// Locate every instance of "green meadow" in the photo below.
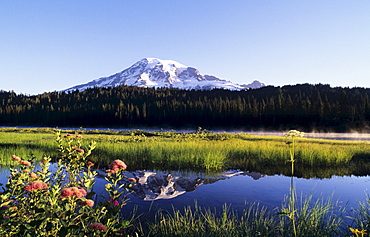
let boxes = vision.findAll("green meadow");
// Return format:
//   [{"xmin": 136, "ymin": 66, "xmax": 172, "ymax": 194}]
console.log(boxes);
[{"xmin": 0, "ymin": 127, "xmax": 369, "ymax": 177}]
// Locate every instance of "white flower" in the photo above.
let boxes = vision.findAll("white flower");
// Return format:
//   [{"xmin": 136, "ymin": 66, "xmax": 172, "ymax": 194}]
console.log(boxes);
[{"xmin": 284, "ymin": 130, "xmax": 305, "ymax": 138}]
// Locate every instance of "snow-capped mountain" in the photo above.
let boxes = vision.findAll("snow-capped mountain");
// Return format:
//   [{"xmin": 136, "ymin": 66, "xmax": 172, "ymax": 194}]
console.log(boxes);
[
  {"xmin": 129, "ymin": 170, "xmax": 264, "ymax": 201},
  {"xmin": 64, "ymin": 58, "xmax": 265, "ymax": 92},
  {"xmin": 127, "ymin": 170, "xmax": 264, "ymax": 201}
]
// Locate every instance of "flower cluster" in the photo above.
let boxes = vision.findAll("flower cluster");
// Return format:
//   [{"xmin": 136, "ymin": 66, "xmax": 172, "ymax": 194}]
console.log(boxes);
[
  {"xmin": 86, "ymin": 161, "xmax": 94, "ymax": 167},
  {"xmin": 11, "ymin": 155, "xmax": 21, "ymax": 162},
  {"xmin": 64, "ymin": 134, "xmax": 83, "ymax": 139},
  {"xmin": 24, "ymin": 181, "xmax": 48, "ymax": 191},
  {"xmin": 106, "ymin": 159, "xmax": 127, "ymax": 173},
  {"xmin": 284, "ymin": 130, "xmax": 305, "ymax": 138},
  {"xmin": 108, "ymin": 199, "xmax": 119, "ymax": 206},
  {"xmin": 0, "ymin": 205, "xmax": 10, "ymax": 210},
  {"xmin": 20, "ymin": 160, "xmax": 31, "ymax": 166},
  {"xmin": 12, "ymin": 155, "xmax": 32, "ymax": 166},
  {"xmin": 77, "ymin": 199, "xmax": 94, "ymax": 207},
  {"xmin": 61, "ymin": 187, "xmax": 87, "ymax": 198},
  {"xmin": 29, "ymin": 172, "xmax": 39, "ymax": 179},
  {"xmin": 88, "ymin": 223, "xmax": 107, "ymax": 231}
]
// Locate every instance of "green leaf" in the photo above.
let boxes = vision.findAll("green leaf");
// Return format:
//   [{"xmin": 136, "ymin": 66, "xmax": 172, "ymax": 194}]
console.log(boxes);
[
  {"xmin": 46, "ymin": 222, "xmax": 53, "ymax": 231},
  {"xmin": 86, "ymin": 191, "xmax": 96, "ymax": 199},
  {"xmin": 60, "ymin": 219, "xmax": 68, "ymax": 227},
  {"xmin": 65, "ymin": 203, "xmax": 70, "ymax": 211},
  {"xmin": 35, "ymin": 207, "xmax": 45, "ymax": 213},
  {"xmin": 29, "ymin": 219, "xmax": 43, "ymax": 227},
  {"xmin": 58, "ymin": 227, "xmax": 68, "ymax": 236},
  {"xmin": 65, "ymin": 224, "xmax": 80, "ymax": 230}
]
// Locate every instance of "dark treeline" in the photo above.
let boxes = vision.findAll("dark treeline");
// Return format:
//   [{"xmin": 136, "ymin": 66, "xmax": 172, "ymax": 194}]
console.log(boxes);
[{"xmin": 1, "ymin": 84, "xmax": 370, "ymax": 132}]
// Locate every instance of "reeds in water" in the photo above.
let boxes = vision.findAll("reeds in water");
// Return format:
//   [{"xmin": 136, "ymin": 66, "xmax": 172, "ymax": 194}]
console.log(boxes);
[{"xmin": 146, "ymin": 195, "xmax": 347, "ymax": 237}]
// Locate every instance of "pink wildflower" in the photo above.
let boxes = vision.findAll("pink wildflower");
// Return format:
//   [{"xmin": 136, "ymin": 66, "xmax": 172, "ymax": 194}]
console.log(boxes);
[
  {"xmin": 0, "ymin": 205, "xmax": 9, "ymax": 210},
  {"xmin": 61, "ymin": 187, "xmax": 87, "ymax": 198},
  {"xmin": 108, "ymin": 199, "xmax": 119, "ymax": 206},
  {"xmin": 72, "ymin": 145, "xmax": 78, "ymax": 149},
  {"xmin": 20, "ymin": 160, "xmax": 31, "ymax": 166},
  {"xmin": 78, "ymin": 199, "xmax": 94, "ymax": 207},
  {"xmin": 86, "ymin": 161, "xmax": 94, "ymax": 167},
  {"xmin": 128, "ymin": 178, "xmax": 137, "ymax": 183},
  {"xmin": 105, "ymin": 169, "xmax": 115, "ymax": 174},
  {"xmin": 64, "ymin": 134, "xmax": 73, "ymax": 137},
  {"xmin": 11, "ymin": 155, "xmax": 21, "ymax": 162},
  {"xmin": 76, "ymin": 134, "xmax": 82, "ymax": 138},
  {"xmin": 24, "ymin": 181, "xmax": 48, "ymax": 191},
  {"xmin": 29, "ymin": 172, "xmax": 39, "ymax": 179},
  {"xmin": 76, "ymin": 149, "xmax": 84, "ymax": 153},
  {"xmin": 108, "ymin": 160, "xmax": 127, "ymax": 173},
  {"xmin": 88, "ymin": 223, "xmax": 107, "ymax": 231},
  {"xmin": 60, "ymin": 188, "xmax": 73, "ymax": 198}
]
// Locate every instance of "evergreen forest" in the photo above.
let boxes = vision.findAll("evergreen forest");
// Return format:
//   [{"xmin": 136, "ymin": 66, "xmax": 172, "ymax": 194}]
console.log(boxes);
[{"xmin": 1, "ymin": 84, "xmax": 369, "ymax": 132}]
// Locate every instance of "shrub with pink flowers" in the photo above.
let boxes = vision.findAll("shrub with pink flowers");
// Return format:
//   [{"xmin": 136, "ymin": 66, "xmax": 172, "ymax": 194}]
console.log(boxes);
[
  {"xmin": 108, "ymin": 159, "xmax": 128, "ymax": 172},
  {"xmin": 78, "ymin": 199, "xmax": 95, "ymax": 207},
  {"xmin": 60, "ymin": 186, "xmax": 88, "ymax": 198},
  {"xmin": 88, "ymin": 222, "xmax": 107, "ymax": 231},
  {"xmin": 24, "ymin": 181, "xmax": 48, "ymax": 191},
  {"xmin": 0, "ymin": 130, "xmax": 136, "ymax": 236}
]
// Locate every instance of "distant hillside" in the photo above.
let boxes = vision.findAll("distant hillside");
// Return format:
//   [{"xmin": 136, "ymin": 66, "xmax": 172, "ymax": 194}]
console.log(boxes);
[{"xmin": 1, "ymin": 84, "xmax": 370, "ymax": 132}]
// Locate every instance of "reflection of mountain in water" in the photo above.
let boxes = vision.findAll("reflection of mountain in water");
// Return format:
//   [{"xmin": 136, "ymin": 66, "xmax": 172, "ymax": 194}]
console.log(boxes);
[{"xmin": 129, "ymin": 170, "xmax": 264, "ymax": 201}]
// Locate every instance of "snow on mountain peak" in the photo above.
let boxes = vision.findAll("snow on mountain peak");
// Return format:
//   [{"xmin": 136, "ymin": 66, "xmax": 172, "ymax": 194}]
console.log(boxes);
[
  {"xmin": 63, "ymin": 58, "xmax": 265, "ymax": 92},
  {"xmin": 144, "ymin": 57, "xmax": 187, "ymax": 69}
]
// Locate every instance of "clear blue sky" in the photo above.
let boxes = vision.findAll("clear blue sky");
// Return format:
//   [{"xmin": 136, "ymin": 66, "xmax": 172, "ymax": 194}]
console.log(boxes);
[{"xmin": 1, "ymin": 1, "xmax": 370, "ymax": 95}]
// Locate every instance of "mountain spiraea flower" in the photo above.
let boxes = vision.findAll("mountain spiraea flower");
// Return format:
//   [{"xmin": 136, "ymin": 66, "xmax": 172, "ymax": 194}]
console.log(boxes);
[
  {"xmin": 24, "ymin": 181, "xmax": 48, "ymax": 191},
  {"xmin": 88, "ymin": 223, "xmax": 107, "ymax": 232},
  {"xmin": 108, "ymin": 159, "xmax": 127, "ymax": 173},
  {"xmin": 60, "ymin": 187, "xmax": 87, "ymax": 198},
  {"xmin": 77, "ymin": 199, "xmax": 94, "ymax": 207}
]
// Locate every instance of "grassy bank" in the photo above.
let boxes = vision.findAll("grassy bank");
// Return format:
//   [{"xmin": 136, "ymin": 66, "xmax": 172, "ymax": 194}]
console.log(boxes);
[{"xmin": 0, "ymin": 128, "xmax": 369, "ymax": 174}]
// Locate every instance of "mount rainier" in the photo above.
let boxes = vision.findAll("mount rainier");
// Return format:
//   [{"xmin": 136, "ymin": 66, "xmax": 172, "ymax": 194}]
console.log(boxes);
[{"xmin": 64, "ymin": 58, "xmax": 265, "ymax": 92}]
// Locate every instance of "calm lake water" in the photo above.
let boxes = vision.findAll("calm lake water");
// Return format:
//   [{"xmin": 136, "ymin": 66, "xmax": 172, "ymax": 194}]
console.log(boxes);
[
  {"xmin": 1, "ymin": 166, "xmax": 369, "ymax": 221},
  {"xmin": 102, "ymin": 170, "xmax": 370, "ymax": 220}
]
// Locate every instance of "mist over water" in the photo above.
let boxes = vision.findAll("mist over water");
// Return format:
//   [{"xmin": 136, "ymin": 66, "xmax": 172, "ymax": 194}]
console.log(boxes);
[{"xmin": 245, "ymin": 131, "xmax": 370, "ymax": 141}]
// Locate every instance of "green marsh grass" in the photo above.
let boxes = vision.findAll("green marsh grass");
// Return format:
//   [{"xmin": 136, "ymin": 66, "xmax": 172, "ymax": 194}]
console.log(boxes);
[
  {"xmin": 146, "ymin": 195, "xmax": 347, "ymax": 237},
  {"xmin": 0, "ymin": 131, "xmax": 57, "ymax": 165},
  {"xmin": 0, "ymin": 128, "xmax": 369, "ymax": 172},
  {"xmin": 147, "ymin": 203, "xmax": 277, "ymax": 237}
]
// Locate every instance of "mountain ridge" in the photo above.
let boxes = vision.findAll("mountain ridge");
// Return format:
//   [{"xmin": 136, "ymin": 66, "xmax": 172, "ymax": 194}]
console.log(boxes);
[{"xmin": 64, "ymin": 58, "xmax": 265, "ymax": 92}]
